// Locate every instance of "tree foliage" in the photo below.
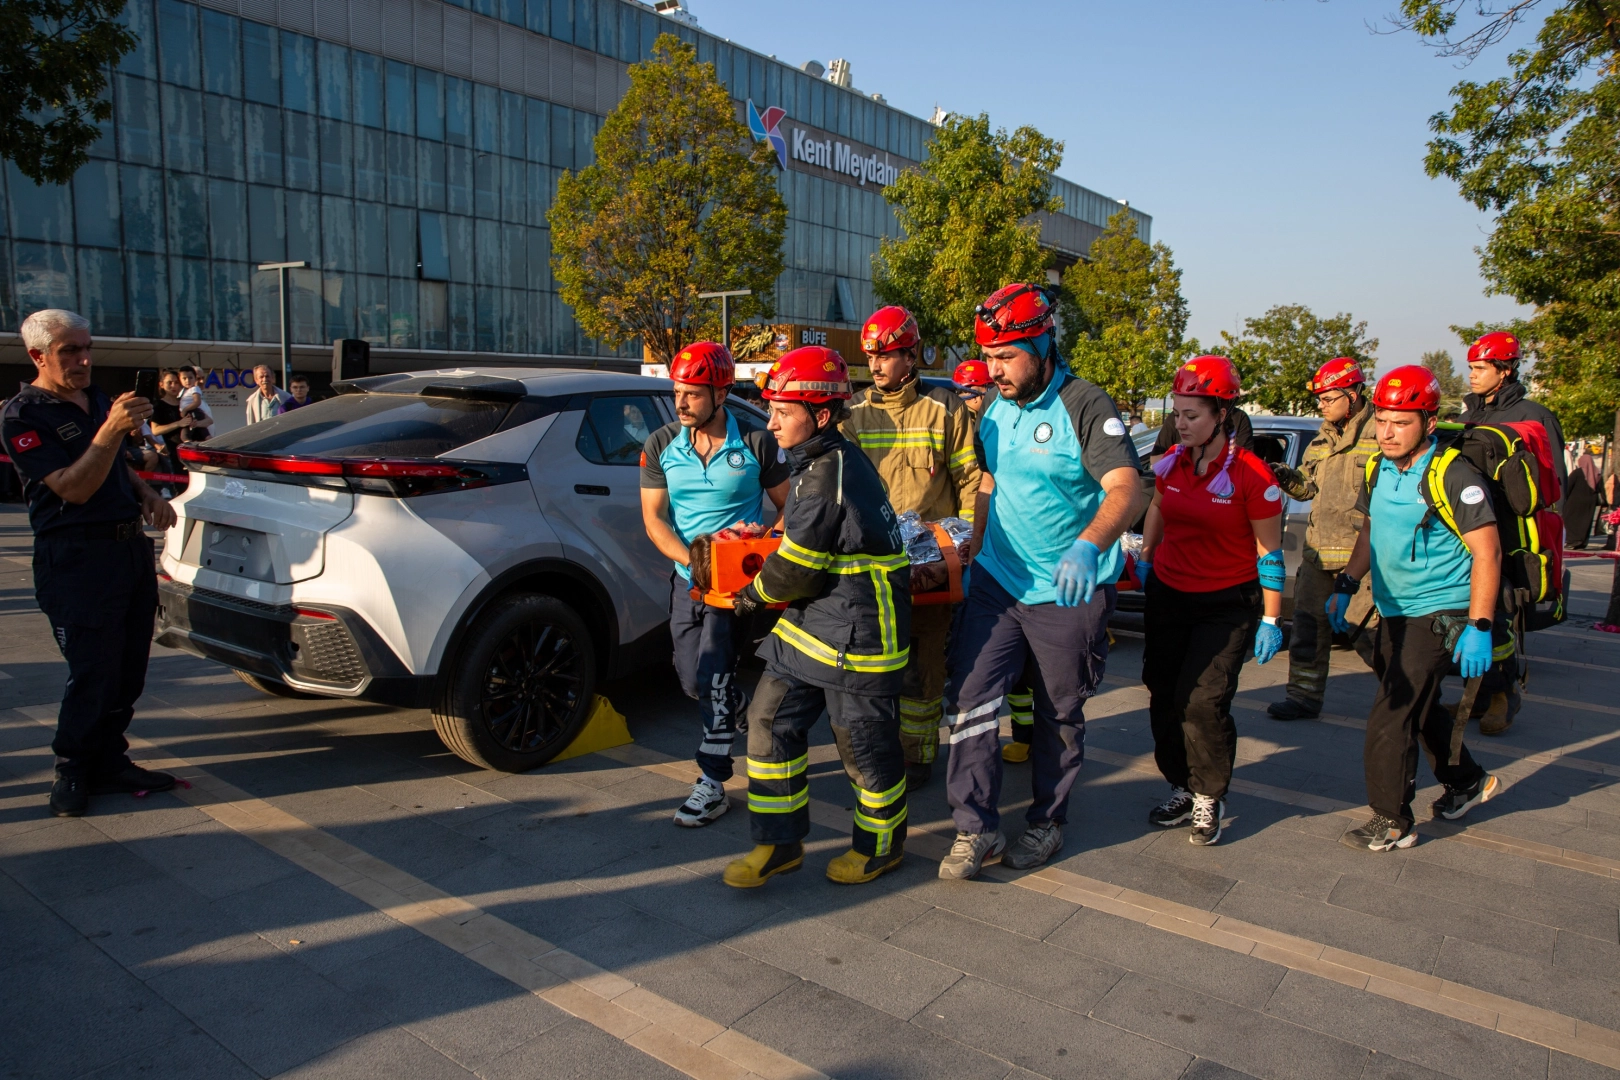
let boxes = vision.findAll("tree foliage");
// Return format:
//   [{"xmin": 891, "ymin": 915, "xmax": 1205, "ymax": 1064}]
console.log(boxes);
[
  {"xmin": 1058, "ymin": 210, "xmax": 1193, "ymax": 416},
  {"xmin": 0, "ymin": 0, "xmax": 135, "ymax": 186},
  {"xmin": 872, "ymin": 114, "xmax": 1062, "ymax": 354},
  {"xmin": 548, "ymin": 34, "xmax": 786, "ymax": 364},
  {"xmin": 1401, "ymin": 0, "xmax": 1620, "ymax": 437},
  {"xmin": 1219, "ymin": 305, "xmax": 1378, "ymax": 415},
  {"xmin": 1421, "ymin": 347, "xmax": 1469, "ymax": 417}
]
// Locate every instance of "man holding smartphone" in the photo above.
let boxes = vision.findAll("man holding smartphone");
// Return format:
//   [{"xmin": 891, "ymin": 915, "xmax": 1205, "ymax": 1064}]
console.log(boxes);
[{"xmin": 1, "ymin": 310, "xmax": 178, "ymax": 817}]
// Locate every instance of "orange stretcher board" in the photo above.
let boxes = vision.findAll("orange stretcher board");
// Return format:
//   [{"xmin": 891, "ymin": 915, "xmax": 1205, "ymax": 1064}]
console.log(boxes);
[{"xmin": 691, "ymin": 524, "xmax": 964, "ymax": 609}]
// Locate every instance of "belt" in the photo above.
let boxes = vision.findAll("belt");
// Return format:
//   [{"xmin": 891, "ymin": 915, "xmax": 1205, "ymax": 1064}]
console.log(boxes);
[{"xmin": 47, "ymin": 519, "xmax": 145, "ymax": 542}]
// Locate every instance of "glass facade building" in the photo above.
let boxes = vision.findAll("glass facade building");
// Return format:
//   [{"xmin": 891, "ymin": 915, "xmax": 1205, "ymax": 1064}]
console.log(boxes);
[{"xmin": 0, "ymin": 0, "xmax": 1149, "ymax": 373}]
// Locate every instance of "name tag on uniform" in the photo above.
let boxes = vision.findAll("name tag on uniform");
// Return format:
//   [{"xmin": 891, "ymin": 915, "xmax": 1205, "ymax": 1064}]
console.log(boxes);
[{"xmin": 56, "ymin": 422, "xmax": 82, "ymax": 440}]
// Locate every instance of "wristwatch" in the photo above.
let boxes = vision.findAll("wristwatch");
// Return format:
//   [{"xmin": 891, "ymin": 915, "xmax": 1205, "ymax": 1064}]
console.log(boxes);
[
  {"xmin": 1333, "ymin": 572, "xmax": 1361, "ymax": 595},
  {"xmin": 1473, "ymin": 617, "xmax": 1493, "ymax": 632},
  {"xmin": 1261, "ymin": 616, "xmax": 1280, "ymax": 626}
]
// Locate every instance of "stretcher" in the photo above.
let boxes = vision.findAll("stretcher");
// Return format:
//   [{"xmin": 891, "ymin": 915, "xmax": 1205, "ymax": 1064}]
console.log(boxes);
[{"xmin": 692, "ymin": 523, "xmax": 964, "ymax": 609}]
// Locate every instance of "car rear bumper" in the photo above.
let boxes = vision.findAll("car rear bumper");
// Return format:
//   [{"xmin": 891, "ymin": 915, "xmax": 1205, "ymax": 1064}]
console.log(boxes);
[{"xmin": 154, "ymin": 578, "xmax": 425, "ymax": 701}]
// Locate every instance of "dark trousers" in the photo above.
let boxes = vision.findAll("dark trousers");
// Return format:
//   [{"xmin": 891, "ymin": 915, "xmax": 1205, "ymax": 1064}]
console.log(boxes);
[
  {"xmin": 744, "ymin": 671, "xmax": 907, "ymax": 857},
  {"xmin": 1364, "ymin": 613, "xmax": 1488, "ymax": 830},
  {"xmin": 944, "ymin": 569, "xmax": 1111, "ymax": 835},
  {"xmin": 669, "ymin": 576, "xmax": 746, "ymax": 783},
  {"xmin": 34, "ymin": 533, "xmax": 158, "ymax": 777},
  {"xmin": 1143, "ymin": 576, "xmax": 1261, "ymax": 801},
  {"xmin": 1287, "ymin": 561, "xmax": 1377, "ymax": 706}
]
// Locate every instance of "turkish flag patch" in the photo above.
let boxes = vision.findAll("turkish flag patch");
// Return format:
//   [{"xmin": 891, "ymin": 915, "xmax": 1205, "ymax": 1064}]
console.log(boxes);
[
  {"xmin": 10, "ymin": 431, "xmax": 41, "ymax": 453},
  {"xmin": 639, "ymin": 451, "xmax": 647, "ymax": 468}
]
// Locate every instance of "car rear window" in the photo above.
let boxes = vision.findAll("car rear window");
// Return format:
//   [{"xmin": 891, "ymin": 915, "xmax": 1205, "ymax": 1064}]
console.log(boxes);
[{"xmin": 204, "ymin": 394, "xmax": 514, "ymax": 458}]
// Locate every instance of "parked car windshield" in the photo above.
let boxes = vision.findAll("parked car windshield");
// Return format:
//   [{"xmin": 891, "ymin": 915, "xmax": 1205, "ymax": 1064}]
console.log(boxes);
[{"xmin": 203, "ymin": 394, "xmax": 515, "ymax": 459}]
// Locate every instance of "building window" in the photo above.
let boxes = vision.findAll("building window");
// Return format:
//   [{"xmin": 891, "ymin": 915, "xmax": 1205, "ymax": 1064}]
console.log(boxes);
[
  {"xmin": 79, "ymin": 248, "xmax": 129, "ymax": 335},
  {"xmin": 318, "ymin": 41, "xmax": 351, "ymax": 121},
  {"xmin": 354, "ymin": 54, "xmax": 385, "ymax": 128},
  {"xmin": 202, "ymin": 9, "xmax": 241, "ymax": 97},
  {"xmin": 281, "ymin": 33, "xmax": 316, "ymax": 114},
  {"xmin": 157, "ymin": 0, "xmax": 200, "ymax": 89},
  {"xmin": 385, "ymin": 61, "xmax": 414, "ymax": 135}
]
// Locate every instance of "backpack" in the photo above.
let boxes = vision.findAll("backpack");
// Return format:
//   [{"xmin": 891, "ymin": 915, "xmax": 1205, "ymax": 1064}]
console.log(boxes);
[{"xmin": 1363, "ymin": 422, "xmax": 1567, "ymax": 634}]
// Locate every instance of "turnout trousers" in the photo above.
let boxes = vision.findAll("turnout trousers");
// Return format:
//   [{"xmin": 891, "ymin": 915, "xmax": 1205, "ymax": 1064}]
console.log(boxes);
[
  {"xmin": 744, "ymin": 670, "xmax": 908, "ymax": 858},
  {"xmin": 944, "ymin": 570, "xmax": 1111, "ymax": 835},
  {"xmin": 34, "ymin": 532, "xmax": 158, "ymax": 778},
  {"xmin": 1364, "ymin": 613, "xmax": 1488, "ymax": 831},
  {"xmin": 669, "ymin": 576, "xmax": 746, "ymax": 784},
  {"xmin": 1143, "ymin": 576, "xmax": 1261, "ymax": 801},
  {"xmin": 899, "ymin": 604, "xmax": 951, "ymax": 766},
  {"xmin": 1286, "ymin": 561, "xmax": 1377, "ymax": 707}
]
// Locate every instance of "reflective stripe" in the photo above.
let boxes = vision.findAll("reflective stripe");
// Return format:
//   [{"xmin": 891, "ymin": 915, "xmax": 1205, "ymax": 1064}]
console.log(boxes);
[
  {"xmin": 853, "ymin": 431, "xmax": 943, "ymax": 451},
  {"xmin": 949, "ymin": 718, "xmax": 1000, "ymax": 744},
  {"xmin": 749, "ymin": 789, "xmax": 809, "ymax": 814},
  {"xmin": 752, "ymin": 575, "xmax": 782, "ymax": 604},
  {"xmin": 698, "ymin": 741, "xmax": 734, "ymax": 755},
  {"xmin": 747, "ymin": 755, "xmax": 808, "ymax": 780},
  {"xmin": 854, "ymin": 805, "xmax": 907, "ymax": 856},
  {"xmin": 871, "ymin": 567, "xmax": 900, "ymax": 658},
  {"xmin": 770, "ymin": 619, "xmax": 910, "ymax": 673},
  {"xmin": 778, "ymin": 535, "xmax": 832, "ymax": 570},
  {"xmin": 827, "ymin": 553, "xmax": 910, "ymax": 574},
  {"xmin": 855, "ymin": 776, "xmax": 906, "ymax": 809},
  {"xmin": 948, "ymin": 697, "xmax": 1004, "ymax": 728},
  {"xmin": 948, "ymin": 445, "xmax": 976, "ymax": 469}
]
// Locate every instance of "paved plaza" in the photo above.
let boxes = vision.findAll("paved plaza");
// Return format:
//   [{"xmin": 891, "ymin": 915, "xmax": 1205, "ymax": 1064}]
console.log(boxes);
[{"xmin": 3, "ymin": 501, "xmax": 1619, "ymax": 1080}]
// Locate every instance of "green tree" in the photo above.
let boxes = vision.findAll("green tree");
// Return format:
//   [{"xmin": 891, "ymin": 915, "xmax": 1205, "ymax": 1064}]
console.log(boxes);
[
  {"xmin": 1421, "ymin": 347, "xmax": 1468, "ymax": 417},
  {"xmin": 548, "ymin": 34, "xmax": 786, "ymax": 365},
  {"xmin": 1219, "ymin": 305, "xmax": 1378, "ymax": 415},
  {"xmin": 0, "ymin": 0, "xmax": 135, "ymax": 185},
  {"xmin": 1399, "ymin": 0, "xmax": 1620, "ymax": 437},
  {"xmin": 872, "ymin": 113, "xmax": 1062, "ymax": 355},
  {"xmin": 1059, "ymin": 209, "xmax": 1193, "ymax": 416}
]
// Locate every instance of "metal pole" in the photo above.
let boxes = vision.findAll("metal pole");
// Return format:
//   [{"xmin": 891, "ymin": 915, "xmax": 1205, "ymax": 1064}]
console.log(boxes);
[
  {"xmin": 697, "ymin": 288, "xmax": 751, "ymax": 356},
  {"xmin": 278, "ymin": 266, "xmax": 291, "ymax": 389}
]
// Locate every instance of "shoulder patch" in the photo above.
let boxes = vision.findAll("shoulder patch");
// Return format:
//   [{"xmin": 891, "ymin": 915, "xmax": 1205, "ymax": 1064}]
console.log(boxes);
[
  {"xmin": 1264, "ymin": 484, "xmax": 1282, "ymax": 502},
  {"xmin": 9, "ymin": 430, "xmax": 41, "ymax": 453},
  {"xmin": 1102, "ymin": 417, "xmax": 1126, "ymax": 437},
  {"xmin": 1460, "ymin": 485, "xmax": 1486, "ymax": 505}
]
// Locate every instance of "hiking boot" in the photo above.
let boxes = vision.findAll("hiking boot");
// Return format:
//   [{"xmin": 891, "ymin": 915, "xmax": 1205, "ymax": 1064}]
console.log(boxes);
[
  {"xmin": 825, "ymin": 847, "xmax": 905, "ymax": 884},
  {"xmin": 1148, "ymin": 786, "xmax": 1194, "ymax": 827},
  {"xmin": 905, "ymin": 760, "xmax": 933, "ymax": 789},
  {"xmin": 1188, "ymin": 794, "xmax": 1225, "ymax": 846},
  {"xmin": 937, "ymin": 830, "xmax": 1006, "ymax": 880},
  {"xmin": 1477, "ymin": 691, "xmax": 1520, "ymax": 736},
  {"xmin": 1003, "ymin": 822, "xmax": 1063, "ymax": 870},
  {"xmin": 722, "ymin": 843, "xmax": 804, "ymax": 888},
  {"xmin": 1001, "ymin": 741, "xmax": 1031, "ymax": 764},
  {"xmin": 1431, "ymin": 773, "xmax": 1501, "ymax": 821},
  {"xmin": 1267, "ymin": 698, "xmax": 1320, "ymax": 721},
  {"xmin": 89, "ymin": 764, "xmax": 176, "ymax": 795},
  {"xmin": 1340, "ymin": 814, "xmax": 1416, "ymax": 852},
  {"xmin": 49, "ymin": 774, "xmax": 88, "ymax": 817},
  {"xmin": 673, "ymin": 776, "xmax": 729, "ymax": 827}
]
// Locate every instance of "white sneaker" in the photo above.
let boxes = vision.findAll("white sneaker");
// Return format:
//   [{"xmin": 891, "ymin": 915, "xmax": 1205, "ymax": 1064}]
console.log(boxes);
[
  {"xmin": 673, "ymin": 777, "xmax": 729, "ymax": 827},
  {"xmin": 937, "ymin": 830, "xmax": 1006, "ymax": 880}
]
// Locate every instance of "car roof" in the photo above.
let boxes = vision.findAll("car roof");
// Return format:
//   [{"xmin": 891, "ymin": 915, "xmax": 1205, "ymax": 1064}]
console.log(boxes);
[
  {"xmin": 354, "ymin": 367, "xmax": 673, "ymax": 396},
  {"xmin": 1248, "ymin": 415, "xmax": 1323, "ymax": 432}
]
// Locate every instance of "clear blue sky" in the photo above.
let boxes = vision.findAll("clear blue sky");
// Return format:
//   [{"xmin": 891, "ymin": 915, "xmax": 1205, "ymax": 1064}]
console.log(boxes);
[{"xmin": 688, "ymin": 0, "xmax": 1534, "ymax": 375}]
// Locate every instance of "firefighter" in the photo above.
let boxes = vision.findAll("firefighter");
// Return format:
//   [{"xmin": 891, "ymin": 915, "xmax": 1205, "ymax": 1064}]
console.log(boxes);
[
  {"xmin": 939, "ymin": 284, "xmax": 1144, "ymax": 879},
  {"xmin": 1266, "ymin": 358, "xmax": 1380, "ymax": 720},
  {"xmin": 843, "ymin": 306, "xmax": 979, "ymax": 787},
  {"xmin": 723, "ymin": 346, "xmax": 913, "ymax": 888}
]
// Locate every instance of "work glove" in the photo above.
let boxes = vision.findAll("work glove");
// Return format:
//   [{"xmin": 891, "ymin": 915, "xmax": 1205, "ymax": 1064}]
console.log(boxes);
[
  {"xmin": 1256, "ymin": 549, "xmax": 1285, "ymax": 592},
  {"xmin": 1325, "ymin": 593, "xmax": 1352, "ymax": 634},
  {"xmin": 1053, "ymin": 539, "xmax": 1100, "ymax": 607},
  {"xmin": 732, "ymin": 582, "xmax": 761, "ymax": 618},
  {"xmin": 1453, "ymin": 625, "xmax": 1493, "ymax": 679},
  {"xmin": 1270, "ymin": 462, "xmax": 1304, "ymax": 489},
  {"xmin": 1254, "ymin": 620, "xmax": 1283, "ymax": 664}
]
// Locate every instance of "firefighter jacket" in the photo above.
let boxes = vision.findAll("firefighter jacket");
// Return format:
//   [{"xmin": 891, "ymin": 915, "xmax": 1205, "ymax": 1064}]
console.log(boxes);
[
  {"xmin": 746, "ymin": 429, "xmax": 912, "ymax": 695},
  {"xmin": 841, "ymin": 377, "xmax": 979, "ymax": 521},
  {"xmin": 1461, "ymin": 379, "xmax": 1568, "ymax": 506},
  {"xmin": 1275, "ymin": 401, "xmax": 1381, "ymax": 571}
]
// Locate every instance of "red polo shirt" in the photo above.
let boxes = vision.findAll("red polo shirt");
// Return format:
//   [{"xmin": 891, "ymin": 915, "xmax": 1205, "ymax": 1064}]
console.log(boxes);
[{"xmin": 1154, "ymin": 446, "xmax": 1283, "ymax": 593}]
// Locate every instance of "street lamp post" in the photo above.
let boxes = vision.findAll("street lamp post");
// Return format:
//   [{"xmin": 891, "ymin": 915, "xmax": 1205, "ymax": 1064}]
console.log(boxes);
[
  {"xmin": 697, "ymin": 289, "xmax": 752, "ymax": 354},
  {"xmin": 257, "ymin": 260, "xmax": 308, "ymax": 389}
]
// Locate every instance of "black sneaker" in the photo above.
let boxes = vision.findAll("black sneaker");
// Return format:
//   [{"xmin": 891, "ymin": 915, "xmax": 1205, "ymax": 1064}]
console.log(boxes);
[
  {"xmin": 1266, "ymin": 698, "xmax": 1321, "ymax": 721},
  {"xmin": 905, "ymin": 760, "xmax": 933, "ymax": 790},
  {"xmin": 1340, "ymin": 814, "xmax": 1416, "ymax": 852},
  {"xmin": 1148, "ymin": 786, "xmax": 1194, "ymax": 827},
  {"xmin": 1188, "ymin": 794, "xmax": 1225, "ymax": 846},
  {"xmin": 1431, "ymin": 774, "xmax": 1501, "ymax": 821},
  {"xmin": 50, "ymin": 775, "xmax": 88, "ymax": 817},
  {"xmin": 90, "ymin": 765, "xmax": 177, "ymax": 795}
]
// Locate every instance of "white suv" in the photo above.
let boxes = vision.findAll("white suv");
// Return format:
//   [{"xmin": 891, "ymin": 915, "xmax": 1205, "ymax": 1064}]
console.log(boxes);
[{"xmin": 155, "ymin": 368, "xmax": 766, "ymax": 771}]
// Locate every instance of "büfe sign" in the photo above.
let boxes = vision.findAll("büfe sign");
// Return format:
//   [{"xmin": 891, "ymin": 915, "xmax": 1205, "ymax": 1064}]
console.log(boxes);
[{"xmin": 691, "ymin": 528, "xmax": 963, "ymax": 609}]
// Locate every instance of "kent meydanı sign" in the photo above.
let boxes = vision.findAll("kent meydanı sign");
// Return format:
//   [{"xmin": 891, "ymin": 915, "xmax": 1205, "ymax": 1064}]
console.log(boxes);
[{"xmin": 748, "ymin": 101, "xmax": 901, "ymax": 189}]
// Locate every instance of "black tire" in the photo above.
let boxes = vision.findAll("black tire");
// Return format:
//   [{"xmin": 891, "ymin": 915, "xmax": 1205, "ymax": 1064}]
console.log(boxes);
[
  {"xmin": 432, "ymin": 593, "xmax": 596, "ymax": 772},
  {"xmin": 233, "ymin": 668, "xmax": 317, "ymax": 698}
]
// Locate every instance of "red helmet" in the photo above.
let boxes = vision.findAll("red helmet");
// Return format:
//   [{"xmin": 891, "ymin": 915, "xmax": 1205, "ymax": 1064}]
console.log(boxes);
[
  {"xmin": 861, "ymin": 306, "xmax": 920, "ymax": 354},
  {"xmin": 951, "ymin": 360, "xmax": 992, "ymax": 388},
  {"xmin": 761, "ymin": 346, "xmax": 851, "ymax": 405},
  {"xmin": 973, "ymin": 283, "xmax": 1055, "ymax": 347},
  {"xmin": 1310, "ymin": 357, "xmax": 1365, "ymax": 394},
  {"xmin": 669, "ymin": 341, "xmax": 734, "ymax": 388},
  {"xmin": 1467, "ymin": 331, "xmax": 1521, "ymax": 366},
  {"xmin": 1371, "ymin": 365, "xmax": 1442, "ymax": 412},
  {"xmin": 1171, "ymin": 355, "xmax": 1241, "ymax": 400}
]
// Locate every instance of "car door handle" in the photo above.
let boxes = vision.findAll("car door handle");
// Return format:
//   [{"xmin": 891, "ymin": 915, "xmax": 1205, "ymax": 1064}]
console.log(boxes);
[{"xmin": 574, "ymin": 484, "xmax": 611, "ymax": 496}]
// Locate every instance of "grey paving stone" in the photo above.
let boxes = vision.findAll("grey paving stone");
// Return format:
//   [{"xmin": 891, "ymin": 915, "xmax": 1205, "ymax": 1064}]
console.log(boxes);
[
  {"xmin": 1355, "ymin": 1053, "xmax": 1475, "ymax": 1080},
  {"xmin": 732, "ymin": 980, "xmax": 1012, "ymax": 1080},
  {"xmin": 1090, "ymin": 973, "xmax": 1370, "ymax": 1080},
  {"xmin": 1052, "ymin": 842, "xmax": 1238, "ymax": 913},
  {"xmin": 53, "ymin": 874, "xmax": 257, "ymax": 976},
  {"xmin": 886, "ymin": 907, "xmax": 1124, "ymax": 1014},
  {"xmin": 447, "ymin": 804, "xmax": 644, "ymax": 881},
  {"xmin": 1530, "ymin": 860, "xmax": 1620, "ymax": 917},
  {"xmin": 1136, "ymin": 828, "xmax": 1343, "ymax": 902},
  {"xmin": 0, "ymin": 865, "xmax": 85, "ymax": 973},
  {"xmin": 896, "ymin": 869, "xmax": 1085, "ymax": 940},
  {"xmin": 479, "ymin": 1016, "xmax": 689, "ymax": 1080},
  {"xmin": 122, "ymin": 817, "xmax": 301, "ymax": 899},
  {"xmin": 0, "ymin": 939, "xmax": 197, "ymax": 1080},
  {"xmin": 1553, "ymin": 929, "xmax": 1620, "ymax": 988},
  {"xmin": 776, "ymin": 868, "xmax": 935, "ymax": 942},
  {"xmin": 914, "ymin": 975, "xmax": 1192, "ymax": 1080},
  {"xmin": 1179, "ymin": 1061, "xmax": 1262, "ymax": 1080},
  {"xmin": 1548, "ymin": 1049, "xmax": 1620, "ymax": 1079},
  {"xmin": 1399, "ymin": 831, "xmax": 1539, "ymax": 887},
  {"xmin": 78, "ymin": 794, "xmax": 216, "ymax": 842},
  {"xmin": 77, "ymin": 1028, "xmax": 259, "ymax": 1080},
  {"xmin": 728, "ymin": 907, "xmax": 964, "ymax": 1020},
  {"xmin": 0, "ymin": 814, "xmax": 166, "ymax": 904},
  {"xmin": 324, "ymin": 935, "xmax": 568, "ymax": 1070},
  {"xmin": 1432, "ymin": 935, "xmax": 1620, "ymax": 1031},
  {"xmin": 145, "ymin": 936, "xmax": 390, "ymax": 1076},
  {"xmin": 430, "ymin": 851, "xmax": 637, "ymax": 946},
  {"xmin": 1325, "ymin": 873, "xmax": 1558, "ymax": 963},
  {"xmin": 1264, "ymin": 970, "xmax": 1548, "ymax": 1080},
  {"xmin": 1044, "ymin": 905, "xmax": 1288, "ymax": 1011},
  {"xmin": 215, "ymin": 869, "xmax": 418, "ymax": 975},
  {"xmin": 1214, "ymin": 880, "xmax": 1445, "ymax": 973},
  {"xmin": 1390, "ymin": 856, "xmax": 1619, "ymax": 944},
  {"xmin": 269, "ymin": 1027, "xmax": 479, "ymax": 1079}
]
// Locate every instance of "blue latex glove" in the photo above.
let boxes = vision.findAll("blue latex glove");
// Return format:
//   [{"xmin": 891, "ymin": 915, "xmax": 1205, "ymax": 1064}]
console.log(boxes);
[
  {"xmin": 1256, "ymin": 549, "xmax": 1286, "ymax": 592},
  {"xmin": 1134, "ymin": 557, "xmax": 1152, "ymax": 585},
  {"xmin": 1325, "ymin": 593, "xmax": 1352, "ymax": 634},
  {"xmin": 1254, "ymin": 620, "xmax": 1283, "ymax": 664},
  {"xmin": 1054, "ymin": 539, "xmax": 1100, "ymax": 607},
  {"xmin": 1453, "ymin": 625, "xmax": 1492, "ymax": 679}
]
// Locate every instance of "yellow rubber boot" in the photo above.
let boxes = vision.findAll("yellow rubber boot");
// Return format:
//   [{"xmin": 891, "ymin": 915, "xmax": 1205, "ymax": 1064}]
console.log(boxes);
[
  {"xmin": 1002, "ymin": 741, "xmax": 1031, "ymax": 764},
  {"xmin": 722, "ymin": 843, "xmax": 804, "ymax": 889},
  {"xmin": 825, "ymin": 848, "xmax": 904, "ymax": 885}
]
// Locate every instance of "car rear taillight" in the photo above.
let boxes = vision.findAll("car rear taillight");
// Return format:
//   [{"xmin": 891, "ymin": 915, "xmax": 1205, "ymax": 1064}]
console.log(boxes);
[{"xmin": 178, "ymin": 447, "xmax": 525, "ymax": 498}]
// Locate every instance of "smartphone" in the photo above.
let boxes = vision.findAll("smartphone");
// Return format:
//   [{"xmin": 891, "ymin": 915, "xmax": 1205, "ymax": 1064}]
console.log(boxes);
[{"xmin": 134, "ymin": 368, "xmax": 159, "ymax": 402}]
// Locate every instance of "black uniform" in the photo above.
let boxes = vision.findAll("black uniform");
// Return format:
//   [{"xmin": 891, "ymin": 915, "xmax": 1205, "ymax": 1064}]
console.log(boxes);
[
  {"xmin": 1459, "ymin": 381, "xmax": 1567, "ymax": 503},
  {"xmin": 739, "ymin": 429, "xmax": 911, "ymax": 859},
  {"xmin": 2, "ymin": 385, "xmax": 157, "ymax": 780}
]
